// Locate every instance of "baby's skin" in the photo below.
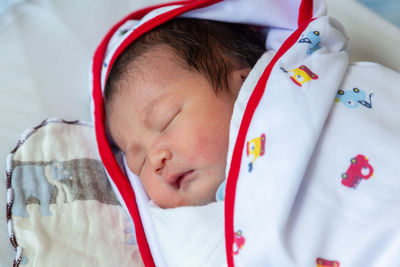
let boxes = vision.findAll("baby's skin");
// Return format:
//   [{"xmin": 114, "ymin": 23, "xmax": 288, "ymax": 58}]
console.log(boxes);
[{"xmin": 107, "ymin": 46, "xmax": 250, "ymax": 208}]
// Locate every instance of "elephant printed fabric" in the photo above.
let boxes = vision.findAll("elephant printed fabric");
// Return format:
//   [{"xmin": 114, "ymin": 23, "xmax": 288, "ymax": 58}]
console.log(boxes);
[
  {"xmin": 11, "ymin": 159, "xmax": 119, "ymax": 217},
  {"xmin": 6, "ymin": 120, "xmax": 144, "ymax": 267}
]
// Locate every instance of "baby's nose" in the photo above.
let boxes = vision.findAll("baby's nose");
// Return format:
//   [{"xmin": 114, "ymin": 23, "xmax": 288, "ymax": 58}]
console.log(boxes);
[{"xmin": 149, "ymin": 148, "xmax": 172, "ymax": 174}]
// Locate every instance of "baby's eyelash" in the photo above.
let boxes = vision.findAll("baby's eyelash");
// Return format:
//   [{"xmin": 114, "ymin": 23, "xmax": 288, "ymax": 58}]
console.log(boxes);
[{"xmin": 161, "ymin": 109, "xmax": 180, "ymax": 132}]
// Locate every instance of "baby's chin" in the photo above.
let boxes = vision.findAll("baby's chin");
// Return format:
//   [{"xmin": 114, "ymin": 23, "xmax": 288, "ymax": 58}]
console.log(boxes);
[
  {"xmin": 153, "ymin": 170, "xmax": 225, "ymax": 208},
  {"xmin": 155, "ymin": 191, "xmax": 218, "ymax": 209}
]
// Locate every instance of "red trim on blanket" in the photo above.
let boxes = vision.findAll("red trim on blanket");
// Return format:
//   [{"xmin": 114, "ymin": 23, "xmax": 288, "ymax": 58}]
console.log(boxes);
[
  {"xmin": 298, "ymin": 0, "xmax": 313, "ymax": 26},
  {"xmin": 92, "ymin": 1, "xmax": 222, "ymax": 266},
  {"xmin": 224, "ymin": 18, "xmax": 316, "ymax": 267}
]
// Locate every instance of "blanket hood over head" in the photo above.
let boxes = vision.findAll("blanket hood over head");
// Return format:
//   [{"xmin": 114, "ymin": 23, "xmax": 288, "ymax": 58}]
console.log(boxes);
[{"xmin": 91, "ymin": 0, "xmax": 348, "ymax": 266}]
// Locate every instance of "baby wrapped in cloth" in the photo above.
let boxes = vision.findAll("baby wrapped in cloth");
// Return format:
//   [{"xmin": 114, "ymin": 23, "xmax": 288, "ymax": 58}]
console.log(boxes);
[{"xmin": 91, "ymin": 0, "xmax": 400, "ymax": 266}]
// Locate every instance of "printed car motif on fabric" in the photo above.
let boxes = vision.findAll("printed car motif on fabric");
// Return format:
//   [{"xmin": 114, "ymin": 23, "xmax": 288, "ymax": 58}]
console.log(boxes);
[
  {"xmin": 246, "ymin": 133, "xmax": 266, "ymax": 172},
  {"xmin": 335, "ymin": 87, "xmax": 373, "ymax": 109},
  {"xmin": 316, "ymin": 257, "xmax": 340, "ymax": 267},
  {"xmin": 280, "ymin": 65, "xmax": 319, "ymax": 86},
  {"xmin": 341, "ymin": 154, "xmax": 374, "ymax": 189},
  {"xmin": 298, "ymin": 30, "xmax": 321, "ymax": 54},
  {"xmin": 233, "ymin": 230, "xmax": 245, "ymax": 255}
]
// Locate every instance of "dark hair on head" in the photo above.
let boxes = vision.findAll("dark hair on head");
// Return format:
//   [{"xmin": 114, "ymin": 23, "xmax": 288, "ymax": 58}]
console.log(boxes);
[{"xmin": 104, "ymin": 18, "xmax": 266, "ymax": 109}]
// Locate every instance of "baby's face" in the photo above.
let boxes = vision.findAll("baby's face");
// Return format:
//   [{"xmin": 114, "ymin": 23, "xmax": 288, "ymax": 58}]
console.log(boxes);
[{"xmin": 108, "ymin": 47, "xmax": 244, "ymax": 208}]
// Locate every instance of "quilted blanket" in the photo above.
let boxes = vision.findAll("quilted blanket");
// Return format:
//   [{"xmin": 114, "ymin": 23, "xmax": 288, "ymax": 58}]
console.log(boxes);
[{"xmin": 6, "ymin": 119, "xmax": 144, "ymax": 267}]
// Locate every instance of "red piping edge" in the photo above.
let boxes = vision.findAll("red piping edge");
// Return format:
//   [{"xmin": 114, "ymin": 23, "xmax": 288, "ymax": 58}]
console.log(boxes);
[
  {"xmin": 91, "ymin": 1, "xmax": 222, "ymax": 266},
  {"xmin": 224, "ymin": 3, "xmax": 316, "ymax": 266},
  {"xmin": 298, "ymin": 0, "xmax": 314, "ymax": 26}
]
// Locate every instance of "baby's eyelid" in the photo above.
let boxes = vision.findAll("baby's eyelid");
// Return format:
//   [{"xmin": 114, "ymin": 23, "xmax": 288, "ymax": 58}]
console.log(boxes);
[{"xmin": 161, "ymin": 108, "xmax": 180, "ymax": 132}]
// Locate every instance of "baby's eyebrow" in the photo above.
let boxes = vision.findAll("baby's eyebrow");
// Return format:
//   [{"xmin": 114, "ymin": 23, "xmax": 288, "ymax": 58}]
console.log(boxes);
[{"xmin": 141, "ymin": 94, "xmax": 165, "ymax": 127}]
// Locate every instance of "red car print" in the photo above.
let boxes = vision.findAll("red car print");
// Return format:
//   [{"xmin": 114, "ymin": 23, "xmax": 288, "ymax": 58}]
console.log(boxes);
[
  {"xmin": 341, "ymin": 154, "xmax": 373, "ymax": 189},
  {"xmin": 316, "ymin": 258, "xmax": 340, "ymax": 267},
  {"xmin": 233, "ymin": 230, "xmax": 245, "ymax": 255}
]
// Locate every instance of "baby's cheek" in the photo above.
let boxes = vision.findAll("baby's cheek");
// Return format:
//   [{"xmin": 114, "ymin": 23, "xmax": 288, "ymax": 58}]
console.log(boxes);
[
  {"xmin": 140, "ymin": 168, "xmax": 170, "ymax": 207},
  {"xmin": 188, "ymin": 122, "xmax": 229, "ymax": 163}
]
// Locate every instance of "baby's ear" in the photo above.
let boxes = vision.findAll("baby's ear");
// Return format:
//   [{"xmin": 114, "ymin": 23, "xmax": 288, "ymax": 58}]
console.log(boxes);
[
  {"xmin": 240, "ymin": 67, "xmax": 251, "ymax": 82},
  {"xmin": 228, "ymin": 67, "xmax": 251, "ymax": 97}
]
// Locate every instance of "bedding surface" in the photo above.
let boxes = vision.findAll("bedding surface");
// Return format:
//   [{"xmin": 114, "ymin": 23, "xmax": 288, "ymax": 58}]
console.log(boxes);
[
  {"xmin": 1, "ymin": 0, "xmax": 399, "ymax": 266},
  {"xmin": 6, "ymin": 119, "xmax": 144, "ymax": 267},
  {"xmin": 356, "ymin": 0, "xmax": 400, "ymax": 27}
]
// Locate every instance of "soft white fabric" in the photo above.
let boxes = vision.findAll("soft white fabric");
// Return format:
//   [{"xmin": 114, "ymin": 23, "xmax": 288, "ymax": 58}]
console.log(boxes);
[
  {"xmin": 228, "ymin": 15, "xmax": 400, "ymax": 266},
  {"xmin": 183, "ymin": 0, "xmax": 326, "ymax": 50},
  {"xmin": 123, "ymin": 158, "xmax": 167, "ymax": 267},
  {"xmin": 148, "ymin": 201, "xmax": 226, "ymax": 267}
]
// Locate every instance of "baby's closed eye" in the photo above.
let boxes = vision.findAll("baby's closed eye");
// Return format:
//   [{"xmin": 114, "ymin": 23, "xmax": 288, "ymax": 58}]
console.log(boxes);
[{"xmin": 159, "ymin": 108, "xmax": 181, "ymax": 133}]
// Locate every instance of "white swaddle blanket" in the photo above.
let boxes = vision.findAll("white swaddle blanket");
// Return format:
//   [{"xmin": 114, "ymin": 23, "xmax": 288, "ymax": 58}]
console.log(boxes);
[
  {"xmin": 148, "ymin": 201, "xmax": 226, "ymax": 267},
  {"xmin": 90, "ymin": 1, "xmax": 400, "ymax": 265}
]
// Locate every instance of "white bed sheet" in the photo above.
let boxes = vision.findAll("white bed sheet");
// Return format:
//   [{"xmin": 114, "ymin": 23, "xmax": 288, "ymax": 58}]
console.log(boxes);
[{"xmin": 0, "ymin": 0, "xmax": 399, "ymax": 266}]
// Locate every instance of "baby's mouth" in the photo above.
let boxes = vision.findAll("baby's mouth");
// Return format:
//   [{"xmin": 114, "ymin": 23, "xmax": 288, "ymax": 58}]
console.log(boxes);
[{"xmin": 176, "ymin": 170, "xmax": 195, "ymax": 188}]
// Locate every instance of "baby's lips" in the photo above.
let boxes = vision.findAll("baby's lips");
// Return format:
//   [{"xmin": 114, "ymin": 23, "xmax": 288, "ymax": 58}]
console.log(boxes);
[
  {"xmin": 166, "ymin": 169, "xmax": 194, "ymax": 186},
  {"xmin": 177, "ymin": 170, "xmax": 195, "ymax": 188},
  {"xmin": 165, "ymin": 170, "xmax": 185, "ymax": 184}
]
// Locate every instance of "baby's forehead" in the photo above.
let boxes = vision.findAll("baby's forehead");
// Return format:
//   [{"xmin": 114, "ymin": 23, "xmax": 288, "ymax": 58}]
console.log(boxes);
[
  {"xmin": 114, "ymin": 70, "xmax": 176, "ymax": 116},
  {"xmin": 120, "ymin": 48, "xmax": 192, "ymax": 94},
  {"xmin": 111, "ymin": 44, "xmax": 202, "ymax": 118},
  {"xmin": 129, "ymin": 45, "xmax": 186, "ymax": 73}
]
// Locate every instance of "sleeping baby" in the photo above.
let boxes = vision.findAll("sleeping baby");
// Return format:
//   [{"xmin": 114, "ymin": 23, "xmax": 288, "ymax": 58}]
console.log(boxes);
[
  {"xmin": 104, "ymin": 18, "xmax": 265, "ymax": 209},
  {"xmin": 93, "ymin": 1, "xmax": 400, "ymax": 266},
  {"xmin": 102, "ymin": 18, "xmax": 266, "ymax": 265}
]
